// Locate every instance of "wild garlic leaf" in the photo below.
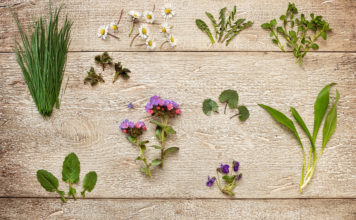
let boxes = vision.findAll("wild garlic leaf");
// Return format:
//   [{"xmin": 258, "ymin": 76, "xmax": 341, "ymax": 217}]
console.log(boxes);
[
  {"xmin": 237, "ymin": 106, "xmax": 249, "ymax": 121},
  {"xmin": 37, "ymin": 170, "xmax": 59, "ymax": 192},
  {"xmin": 150, "ymin": 159, "xmax": 162, "ymax": 167},
  {"xmin": 313, "ymin": 83, "xmax": 335, "ymax": 141},
  {"xmin": 219, "ymin": 89, "xmax": 239, "ymax": 109},
  {"xmin": 164, "ymin": 147, "xmax": 179, "ymax": 156},
  {"xmin": 81, "ymin": 171, "xmax": 97, "ymax": 197},
  {"xmin": 62, "ymin": 153, "xmax": 80, "ymax": 184},
  {"xmin": 196, "ymin": 19, "xmax": 215, "ymax": 44},
  {"xmin": 322, "ymin": 90, "xmax": 340, "ymax": 148},
  {"xmin": 291, "ymin": 107, "xmax": 313, "ymax": 147},
  {"xmin": 203, "ymin": 98, "xmax": 219, "ymax": 116}
]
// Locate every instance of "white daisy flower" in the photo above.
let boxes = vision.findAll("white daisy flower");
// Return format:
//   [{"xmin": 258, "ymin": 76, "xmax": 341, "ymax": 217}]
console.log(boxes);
[
  {"xmin": 110, "ymin": 22, "xmax": 119, "ymax": 32},
  {"xmin": 143, "ymin": 11, "xmax": 155, "ymax": 23},
  {"xmin": 161, "ymin": 4, "xmax": 175, "ymax": 19},
  {"xmin": 145, "ymin": 38, "xmax": 156, "ymax": 50},
  {"xmin": 129, "ymin": 10, "xmax": 141, "ymax": 21},
  {"xmin": 168, "ymin": 34, "xmax": 177, "ymax": 47},
  {"xmin": 160, "ymin": 22, "xmax": 171, "ymax": 34},
  {"xmin": 138, "ymin": 24, "xmax": 149, "ymax": 39},
  {"xmin": 97, "ymin": 25, "xmax": 108, "ymax": 40}
]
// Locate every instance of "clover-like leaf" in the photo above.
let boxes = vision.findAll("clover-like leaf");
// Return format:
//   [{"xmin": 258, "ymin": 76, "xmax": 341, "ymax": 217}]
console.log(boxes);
[
  {"xmin": 219, "ymin": 89, "xmax": 239, "ymax": 109},
  {"xmin": 237, "ymin": 105, "xmax": 249, "ymax": 121},
  {"xmin": 203, "ymin": 99, "xmax": 219, "ymax": 116}
]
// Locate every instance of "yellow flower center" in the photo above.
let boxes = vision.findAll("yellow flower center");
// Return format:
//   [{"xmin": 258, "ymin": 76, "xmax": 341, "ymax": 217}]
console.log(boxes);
[
  {"xmin": 162, "ymin": 27, "xmax": 166, "ymax": 33},
  {"xmin": 100, "ymin": 29, "xmax": 106, "ymax": 35},
  {"xmin": 170, "ymin": 37, "xmax": 174, "ymax": 42},
  {"xmin": 142, "ymin": 28, "xmax": 147, "ymax": 35},
  {"xmin": 133, "ymin": 13, "xmax": 137, "ymax": 18},
  {"xmin": 146, "ymin": 14, "xmax": 152, "ymax": 19},
  {"xmin": 148, "ymin": 40, "xmax": 153, "ymax": 46},
  {"xmin": 165, "ymin": 8, "xmax": 171, "ymax": 14},
  {"xmin": 112, "ymin": 25, "xmax": 118, "ymax": 30}
]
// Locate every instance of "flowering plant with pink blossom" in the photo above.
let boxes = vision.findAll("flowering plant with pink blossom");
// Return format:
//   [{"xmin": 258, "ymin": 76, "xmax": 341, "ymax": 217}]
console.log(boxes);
[{"xmin": 146, "ymin": 95, "xmax": 181, "ymax": 167}]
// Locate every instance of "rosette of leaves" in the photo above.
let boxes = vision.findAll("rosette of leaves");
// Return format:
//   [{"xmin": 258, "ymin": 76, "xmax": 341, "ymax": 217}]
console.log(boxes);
[
  {"xmin": 196, "ymin": 6, "xmax": 253, "ymax": 46},
  {"xmin": 203, "ymin": 89, "xmax": 249, "ymax": 122},
  {"xmin": 261, "ymin": 3, "xmax": 331, "ymax": 65},
  {"xmin": 259, "ymin": 83, "xmax": 339, "ymax": 193},
  {"xmin": 95, "ymin": 52, "xmax": 113, "ymax": 71},
  {"xmin": 113, "ymin": 62, "xmax": 131, "ymax": 83},
  {"xmin": 36, "ymin": 152, "xmax": 98, "ymax": 202},
  {"xmin": 84, "ymin": 67, "xmax": 105, "ymax": 86}
]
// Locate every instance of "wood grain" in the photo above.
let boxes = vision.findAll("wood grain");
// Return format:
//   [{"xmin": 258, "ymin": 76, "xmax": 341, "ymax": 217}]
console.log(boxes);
[
  {"xmin": 0, "ymin": 198, "xmax": 355, "ymax": 219},
  {"xmin": 0, "ymin": 0, "xmax": 355, "ymax": 52},
  {"xmin": 1, "ymin": 52, "xmax": 355, "ymax": 198}
]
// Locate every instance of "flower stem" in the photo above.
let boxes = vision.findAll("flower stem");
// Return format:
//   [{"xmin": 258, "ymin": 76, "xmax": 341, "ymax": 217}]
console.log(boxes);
[
  {"xmin": 130, "ymin": 33, "xmax": 139, "ymax": 47},
  {"xmin": 138, "ymin": 144, "xmax": 152, "ymax": 178},
  {"xmin": 160, "ymin": 115, "xmax": 168, "ymax": 168},
  {"xmin": 129, "ymin": 22, "xmax": 135, "ymax": 37},
  {"xmin": 108, "ymin": 33, "xmax": 120, "ymax": 40}
]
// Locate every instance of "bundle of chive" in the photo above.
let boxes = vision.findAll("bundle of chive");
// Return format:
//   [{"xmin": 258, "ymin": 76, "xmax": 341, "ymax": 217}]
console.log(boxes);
[{"xmin": 10, "ymin": 3, "xmax": 72, "ymax": 117}]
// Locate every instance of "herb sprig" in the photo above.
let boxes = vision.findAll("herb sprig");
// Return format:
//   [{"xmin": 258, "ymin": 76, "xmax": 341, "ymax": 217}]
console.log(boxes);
[
  {"xmin": 261, "ymin": 3, "xmax": 331, "ymax": 65},
  {"xmin": 10, "ymin": 3, "xmax": 72, "ymax": 117},
  {"xmin": 84, "ymin": 67, "xmax": 105, "ymax": 86},
  {"xmin": 259, "ymin": 83, "xmax": 339, "ymax": 192},
  {"xmin": 37, "ymin": 153, "xmax": 98, "ymax": 202},
  {"xmin": 196, "ymin": 6, "xmax": 253, "ymax": 46}
]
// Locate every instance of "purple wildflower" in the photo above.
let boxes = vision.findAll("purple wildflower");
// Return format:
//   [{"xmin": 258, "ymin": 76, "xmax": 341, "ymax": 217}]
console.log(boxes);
[
  {"xmin": 145, "ymin": 95, "xmax": 181, "ymax": 117},
  {"xmin": 233, "ymin": 161, "xmax": 240, "ymax": 172},
  {"xmin": 128, "ymin": 103, "xmax": 134, "ymax": 109},
  {"xmin": 135, "ymin": 121, "xmax": 147, "ymax": 130},
  {"xmin": 237, "ymin": 173, "xmax": 242, "ymax": 181},
  {"xmin": 120, "ymin": 119, "xmax": 133, "ymax": 130},
  {"xmin": 206, "ymin": 176, "xmax": 216, "ymax": 187},
  {"xmin": 220, "ymin": 164, "xmax": 229, "ymax": 174}
]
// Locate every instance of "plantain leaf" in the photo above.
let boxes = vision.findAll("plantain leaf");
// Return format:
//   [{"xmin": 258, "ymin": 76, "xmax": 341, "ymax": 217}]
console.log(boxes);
[
  {"xmin": 313, "ymin": 83, "xmax": 336, "ymax": 141},
  {"xmin": 322, "ymin": 90, "xmax": 340, "ymax": 148},
  {"xmin": 81, "ymin": 171, "xmax": 97, "ymax": 197},
  {"xmin": 37, "ymin": 170, "xmax": 59, "ymax": 192},
  {"xmin": 203, "ymin": 99, "xmax": 219, "ymax": 116},
  {"xmin": 62, "ymin": 153, "xmax": 80, "ymax": 184},
  {"xmin": 237, "ymin": 105, "xmax": 249, "ymax": 121},
  {"xmin": 219, "ymin": 89, "xmax": 239, "ymax": 109}
]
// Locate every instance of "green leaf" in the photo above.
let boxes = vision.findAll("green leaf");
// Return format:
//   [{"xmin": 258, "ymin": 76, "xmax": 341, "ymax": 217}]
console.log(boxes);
[
  {"xmin": 196, "ymin": 19, "xmax": 215, "ymax": 44},
  {"xmin": 237, "ymin": 106, "xmax": 250, "ymax": 121},
  {"xmin": 62, "ymin": 153, "xmax": 80, "ymax": 184},
  {"xmin": 135, "ymin": 156, "xmax": 142, "ymax": 161},
  {"xmin": 311, "ymin": 43, "xmax": 319, "ymax": 49},
  {"xmin": 276, "ymin": 27, "xmax": 284, "ymax": 34},
  {"xmin": 261, "ymin": 23, "xmax": 270, "ymax": 29},
  {"xmin": 127, "ymin": 136, "xmax": 136, "ymax": 144},
  {"xmin": 321, "ymin": 31, "xmax": 327, "ymax": 40},
  {"xmin": 290, "ymin": 107, "xmax": 313, "ymax": 147},
  {"xmin": 313, "ymin": 83, "xmax": 336, "ymax": 141},
  {"xmin": 37, "ymin": 170, "xmax": 59, "ymax": 192},
  {"xmin": 322, "ymin": 90, "xmax": 340, "ymax": 148},
  {"xmin": 222, "ymin": 175, "xmax": 234, "ymax": 183},
  {"xmin": 280, "ymin": 15, "xmax": 286, "ymax": 21},
  {"xmin": 150, "ymin": 120, "xmax": 164, "ymax": 128},
  {"xmin": 155, "ymin": 127, "xmax": 162, "ymax": 141},
  {"xmin": 219, "ymin": 89, "xmax": 239, "ymax": 109},
  {"xmin": 258, "ymin": 104, "xmax": 304, "ymax": 147},
  {"xmin": 270, "ymin": 19, "xmax": 277, "ymax": 26},
  {"xmin": 81, "ymin": 171, "xmax": 97, "ymax": 197},
  {"xmin": 272, "ymin": 39, "xmax": 278, "ymax": 44},
  {"xmin": 203, "ymin": 99, "xmax": 219, "ymax": 116},
  {"xmin": 164, "ymin": 147, "xmax": 179, "ymax": 156},
  {"xmin": 150, "ymin": 159, "xmax": 162, "ymax": 167},
  {"xmin": 150, "ymin": 145, "xmax": 162, "ymax": 149},
  {"xmin": 140, "ymin": 167, "xmax": 147, "ymax": 174},
  {"xmin": 165, "ymin": 126, "xmax": 176, "ymax": 134}
]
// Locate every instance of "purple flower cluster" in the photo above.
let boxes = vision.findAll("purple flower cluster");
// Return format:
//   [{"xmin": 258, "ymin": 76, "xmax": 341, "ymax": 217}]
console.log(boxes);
[
  {"xmin": 145, "ymin": 95, "xmax": 181, "ymax": 117},
  {"xmin": 120, "ymin": 119, "xmax": 147, "ymax": 137},
  {"xmin": 207, "ymin": 160, "xmax": 242, "ymax": 188},
  {"xmin": 206, "ymin": 176, "xmax": 216, "ymax": 187}
]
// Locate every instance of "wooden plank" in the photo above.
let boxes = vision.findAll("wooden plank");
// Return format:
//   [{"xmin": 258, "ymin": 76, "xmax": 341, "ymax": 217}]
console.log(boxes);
[
  {"xmin": 0, "ymin": 52, "xmax": 355, "ymax": 198},
  {"xmin": 0, "ymin": 198, "xmax": 355, "ymax": 219},
  {"xmin": 0, "ymin": 0, "xmax": 355, "ymax": 52}
]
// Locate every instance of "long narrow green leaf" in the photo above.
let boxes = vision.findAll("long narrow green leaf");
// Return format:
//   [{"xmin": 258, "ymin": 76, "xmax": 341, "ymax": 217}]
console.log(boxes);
[
  {"xmin": 290, "ymin": 107, "xmax": 314, "ymax": 148},
  {"xmin": 313, "ymin": 83, "xmax": 336, "ymax": 141},
  {"xmin": 322, "ymin": 90, "xmax": 340, "ymax": 148}
]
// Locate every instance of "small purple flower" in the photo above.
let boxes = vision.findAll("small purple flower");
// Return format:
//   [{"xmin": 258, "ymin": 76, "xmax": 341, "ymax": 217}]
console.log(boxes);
[
  {"xmin": 206, "ymin": 176, "xmax": 216, "ymax": 187},
  {"xmin": 237, "ymin": 173, "xmax": 242, "ymax": 181},
  {"xmin": 135, "ymin": 121, "xmax": 146, "ymax": 130},
  {"xmin": 220, "ymin": 164, "xmax": 229, "ymax": 174},
  {"xmin": 128, "ymin": 103, "xmax": 134, "ymax": 109},
  {"xmin": 233, "ymin": 161, "xmax": 240, "ymax": 172},
  {"xmin": 120, "ymin": 119, "xmax": 130, "ymax": 130}
]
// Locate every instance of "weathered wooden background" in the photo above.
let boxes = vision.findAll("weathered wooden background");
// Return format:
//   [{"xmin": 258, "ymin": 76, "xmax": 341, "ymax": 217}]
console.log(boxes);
[{"xmin": 0, "ymin": 0, "xmax": 355, "ymax": 219}]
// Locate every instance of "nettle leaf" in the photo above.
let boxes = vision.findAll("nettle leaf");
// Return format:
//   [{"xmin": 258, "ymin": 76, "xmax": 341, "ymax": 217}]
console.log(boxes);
[
  {"xmin": 37, "ymin": 170, "xmax": 59, "ymax": 192},
  {"xmin": 164, "ymin": 147, "xmax": 179, "ymax": 156},
  {"xmin": 81, "ymin": 171, "xmax": 97, "ymax": 197},
  {"xmin": 237, "ymin": 105, "xmax": 249, "ymax": 121},
  {"xmin": 322, "ymin": 90, "xmax": 340, "ymax": 148},
  {"xmin": 203, "ymin": 99, "xmax": 219, "ymax": 116},
  {"xmin": 62, "ymin": 153, "xmax": 80, "ymax": 184},
  {"xmin": 313, "ymin": 83, "xmax": 335, "ymax": 141},
  {"xmin": 219, "ymin": 89, "xmax": 239, "ymax": 109},
  {"xmin": 150, "ymin": 159, "xmax": 162, "ymax": 167}
]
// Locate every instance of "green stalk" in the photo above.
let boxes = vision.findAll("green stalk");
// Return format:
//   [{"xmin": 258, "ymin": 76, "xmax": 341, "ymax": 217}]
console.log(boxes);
[
  {"xmin": 271, "ymin": 29, "xmax": 286, "ymax": 52},
  {"xmin": 159, "ymin": 115, "xmax": 168, "ymax": 168},
  {"xmin": 137, "ymin": 143, "xmax": 152, "ymax": 178}
]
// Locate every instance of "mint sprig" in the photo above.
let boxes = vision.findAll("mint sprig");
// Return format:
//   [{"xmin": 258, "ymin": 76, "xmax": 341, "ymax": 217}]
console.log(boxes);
[{"xmin": 261, "ymin": 3, "xmax": 331, "ymax": 65}]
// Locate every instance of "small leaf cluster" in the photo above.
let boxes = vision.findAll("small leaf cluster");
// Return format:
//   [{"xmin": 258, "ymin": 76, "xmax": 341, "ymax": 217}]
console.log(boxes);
[
  {"xmin": 261, "ymin": 3, "xmax": 331, "ymax": 65},
  {"xmin": 196, "ymin": 6, "xmax": 253, "ymax": 46},
  {"xmin": 203, "ymin": 89, "xmax": 250, "ymax": 122},
  {"xmin": 36, "ymin": 153, "xmax": 97, "ymax": 202},
  {"xmin": 85, "ymin": 52, "xmax": 131, "ymax": 86},
  {"xmin": 259, "ymin": 83, "xmax": 339, "ymax": 193}
]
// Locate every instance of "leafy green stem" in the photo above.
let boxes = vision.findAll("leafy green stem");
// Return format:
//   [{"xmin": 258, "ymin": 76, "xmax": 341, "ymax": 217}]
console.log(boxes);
[
  {"xmin": 271, "ymin": 29, "xmax": 286, "ymax": 52},
  {"xmin": 129, "ymin": 22, "xmax": 135, "ymax": 37},
  {"xmin": 137, "ymin": 140, "xmax": 152, "ymax": 178},
  {"xmin": 160, "ymin": 115, "xmax": 168, "ymax": 168},
  {"xmin": 298, "ymin": 30, "xmax": 323, "ymax": 64}
]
